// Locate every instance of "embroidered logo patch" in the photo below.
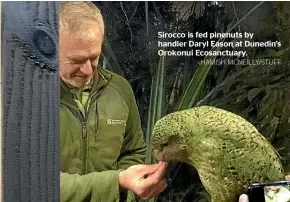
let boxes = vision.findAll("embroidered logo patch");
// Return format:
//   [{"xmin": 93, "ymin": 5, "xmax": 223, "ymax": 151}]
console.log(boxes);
[{"xmin": 107, "ymin": 119, "xmax": 126, "ymax": 125}]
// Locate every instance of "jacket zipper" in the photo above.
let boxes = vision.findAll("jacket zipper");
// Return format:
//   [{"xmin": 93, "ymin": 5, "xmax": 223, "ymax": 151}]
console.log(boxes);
[
  {"xmin": 64, "ymin": 76, "xmax": 112, "ymax": 174},
  {"xmin": 70, "ymin": 94, "xmax": 88, "ymax": 174},
  {"xmin": 81, "ymin": 121, "xmax": 87, "ymax": 174},
  {"xmin": 94, "ymin": 103, "xmax": 99, "ymax": 141},
  {"xmin": 87, "ymin": 83, "xmax": 110, "ymax": 141},
  {"xmin": 77, "ymin": 88, "xmax": 105, "ymax": 174},
  {"xmin": 63, "ymin": 104, "xmax": 87, "ymax": 174},
  {"xmin": 82, "ymin": 122, "xmax": 87, "ymax": 138}
]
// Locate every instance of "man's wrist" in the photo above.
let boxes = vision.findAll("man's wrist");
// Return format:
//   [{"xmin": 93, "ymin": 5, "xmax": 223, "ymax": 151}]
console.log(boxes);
[{"xmin": 118, "ymin": 170, "xmax": 128, "ymax": 190}]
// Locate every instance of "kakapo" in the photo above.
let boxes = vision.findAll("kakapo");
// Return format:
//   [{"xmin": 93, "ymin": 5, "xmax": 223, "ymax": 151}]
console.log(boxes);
[{"xmin": 151, "ymin": 105, "xmax": 284, "ymax": 202}]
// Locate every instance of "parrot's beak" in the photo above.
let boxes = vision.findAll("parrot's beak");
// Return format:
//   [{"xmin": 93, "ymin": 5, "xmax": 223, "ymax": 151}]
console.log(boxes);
[{"xmin": 154, "ymin": 149, "xmax": 166, "ymax": 161}]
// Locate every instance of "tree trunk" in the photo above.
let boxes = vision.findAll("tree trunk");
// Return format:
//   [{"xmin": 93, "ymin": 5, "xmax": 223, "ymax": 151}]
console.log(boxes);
[{"xmin": 1, "ymin": 2, "xmax": 60, "ymax": 201}]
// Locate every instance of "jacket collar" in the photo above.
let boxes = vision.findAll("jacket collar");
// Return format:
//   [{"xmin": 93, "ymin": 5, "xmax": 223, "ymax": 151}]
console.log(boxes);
[{"xmin": 60, "ymin": 66, "xmax": 113, "ymax": 107}]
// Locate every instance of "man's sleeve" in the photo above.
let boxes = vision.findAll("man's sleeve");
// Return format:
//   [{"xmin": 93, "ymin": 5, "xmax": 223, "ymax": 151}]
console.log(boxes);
[
  {"xmin": 117, "ymin": 84, "xmax": 147, "ymax": 170},
  {"xmin": 60, "ymin": 170, "xmax": 121, "ymax": 202}
]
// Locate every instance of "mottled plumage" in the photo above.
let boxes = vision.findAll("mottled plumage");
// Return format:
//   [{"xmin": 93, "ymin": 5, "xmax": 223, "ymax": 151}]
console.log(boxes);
[{"xmin": 151, "ymin": 106, "xmax": 284, "ymax": 202}]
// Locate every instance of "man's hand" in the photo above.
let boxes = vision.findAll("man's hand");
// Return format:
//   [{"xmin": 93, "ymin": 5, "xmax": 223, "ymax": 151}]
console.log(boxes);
[{"xmin": 119, "ymin": 161, "xmax": 168, "ymax": 199}]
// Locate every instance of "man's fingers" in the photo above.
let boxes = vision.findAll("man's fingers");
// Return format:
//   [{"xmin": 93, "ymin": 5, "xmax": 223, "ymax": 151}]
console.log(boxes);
[
  {"xmin": 239, "ymin": 194, "xmax": 249, "ymax": 202},
  {"xmin": 134, "ymin": 162, "xmax": 168, "ymax": 199},
  {"xmin": 153, "ymin": 161, "xmax": 168, "ymax": 180},
  {"xmin": 159, "ymin": 178, "xmax": 168, "ymax": 192},
  {"xmin": 136, "ymin": 161, "xmax": 168, "ymax": 177},
  {"xmin": 138, "ymin": 163, "xmax": 160, "ymax": 176},
  {"xmin": 147, "ymin": 179, "xmax": 168, "ymax": 199},
  {"xmin": 140, "ymin": 167, "xmax": 168, "ymax": 191},
  {"xmin": 138, "ymin": 180, "xmax": 166, "ymax": 200},
  {"xmin": 285, "ymin": 175, "xmax": 290, "ymax": 181}
]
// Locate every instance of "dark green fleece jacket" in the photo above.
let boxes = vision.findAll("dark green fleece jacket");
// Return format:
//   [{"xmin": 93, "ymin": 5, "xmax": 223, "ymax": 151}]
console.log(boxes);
[{"xmin": 60, "ymin": 67, "xmax": 147, "ymax": 202}]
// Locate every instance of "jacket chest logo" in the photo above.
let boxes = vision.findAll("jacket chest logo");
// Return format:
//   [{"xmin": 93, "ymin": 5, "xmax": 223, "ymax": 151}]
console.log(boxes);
[{"xmin": 107, "ymin": 119, "xmax": 126, "ymax": 125}]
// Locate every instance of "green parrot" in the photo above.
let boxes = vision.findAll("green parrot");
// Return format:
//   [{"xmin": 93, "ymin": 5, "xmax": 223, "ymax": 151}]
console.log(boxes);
[{"xmin": 151, "ymin": 105, "xmax": 285, "ymax": 202}]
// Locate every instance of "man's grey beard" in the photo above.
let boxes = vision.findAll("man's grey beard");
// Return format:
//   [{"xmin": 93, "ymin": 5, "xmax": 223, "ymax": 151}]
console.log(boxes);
[{"xmin": 61, "ymin": 75, "xmax": 92, "ymax": 89}]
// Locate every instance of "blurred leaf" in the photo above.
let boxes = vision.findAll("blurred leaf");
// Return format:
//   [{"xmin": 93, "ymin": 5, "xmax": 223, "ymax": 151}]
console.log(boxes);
[
  {"xmin": 145, "ymin": 55, "xmax": 166, "ymax": 164},
  {"xmin": 102, "ymin": 37, "xmax": 123, "ymax": 75},
  {"xmin": 247, "ymin": 87, "xmax": 263, "ymax": 102},
  {"xmin": 128, "ymin": 72, "xmax": 147, "ymax": 83},
  {"xmin": 176, "ymin": 59, "xmax": 213, "ymax": 110},
  {"xmin": 270, "ymin": 116, "xmax": 280, "ymax": 140},
  {"xmin": 267, "ymin": 47, "xmax": 290, "ymax": 58},
  {"xmin": 182, "ymin": 57, "xmax": 192, "ymax": 95},
  {"xmin": 152, "ymin": 2, "xmax": 164, "ymax": 25}
]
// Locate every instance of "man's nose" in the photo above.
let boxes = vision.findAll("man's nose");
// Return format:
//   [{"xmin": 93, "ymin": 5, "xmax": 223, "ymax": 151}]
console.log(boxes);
[{"xmin": 80, "ymin": 60, "xmax": 93, "ymax": 76}]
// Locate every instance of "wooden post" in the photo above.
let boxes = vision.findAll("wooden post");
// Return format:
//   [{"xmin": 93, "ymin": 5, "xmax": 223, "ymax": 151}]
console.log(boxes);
[
  {"xmin": 1, "ymin": 2, "xmax": 60, "ymax": 201},
  {"xmin": 0, "ymin": 2, "xmax": 3, "ymax": 202}
]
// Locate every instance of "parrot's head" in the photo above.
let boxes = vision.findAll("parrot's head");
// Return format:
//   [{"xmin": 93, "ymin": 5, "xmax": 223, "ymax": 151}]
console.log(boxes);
[{"xmin": 151, "ymin": 111, "xmax": 192, "ymax": 164}]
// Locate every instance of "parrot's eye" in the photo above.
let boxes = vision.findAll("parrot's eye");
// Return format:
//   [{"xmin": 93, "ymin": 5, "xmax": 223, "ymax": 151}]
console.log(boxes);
[{"xmin": 162, "ymin": 143, "xmax": 168, "ymax": 147}]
